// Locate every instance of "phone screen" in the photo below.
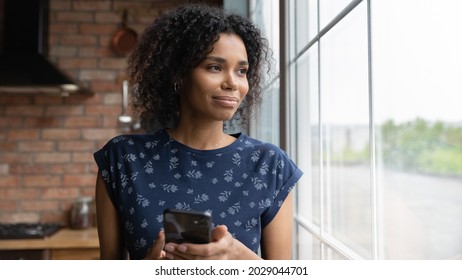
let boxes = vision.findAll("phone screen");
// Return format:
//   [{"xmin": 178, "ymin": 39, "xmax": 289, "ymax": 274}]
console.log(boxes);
[{"xmin": 163, "ymin": 209, "xmax": 212, "ymax": 244}]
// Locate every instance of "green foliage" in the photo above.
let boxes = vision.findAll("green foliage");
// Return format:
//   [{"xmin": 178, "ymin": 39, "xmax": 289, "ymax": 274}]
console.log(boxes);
[{"xmin": 380, "ymin": 118, "xmax": 462, "ymax": 176}]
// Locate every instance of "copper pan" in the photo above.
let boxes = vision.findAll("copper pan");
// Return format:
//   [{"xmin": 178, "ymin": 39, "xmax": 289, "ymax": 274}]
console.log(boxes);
[{"xmin": 111, "ymin": 10, "xmax": 137, "ymax": 56}]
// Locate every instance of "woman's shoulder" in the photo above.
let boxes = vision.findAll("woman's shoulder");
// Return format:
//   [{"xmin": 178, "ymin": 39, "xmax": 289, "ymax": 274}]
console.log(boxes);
[
  {"xmin": 101, "ymin": 129, "xmax": 169, "ymax": 152},
  {"xmin": 236, "ymin": 134, "xmax": 289, "ymax": 157}
]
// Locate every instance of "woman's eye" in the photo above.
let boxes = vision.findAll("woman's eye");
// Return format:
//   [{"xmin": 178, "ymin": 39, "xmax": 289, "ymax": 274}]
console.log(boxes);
[
  {"xmin": 237, "ymin": 68, "xmax": 248, "ymax": 76},
  {"xmin": 208, "ymin": 65, "xmax": 221, "ymax": 72}
]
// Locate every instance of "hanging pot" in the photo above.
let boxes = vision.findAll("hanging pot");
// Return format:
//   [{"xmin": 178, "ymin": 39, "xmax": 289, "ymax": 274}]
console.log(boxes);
[{"xmin": 111, "ymin": 10, "xmax": 137, "ymax": 56}]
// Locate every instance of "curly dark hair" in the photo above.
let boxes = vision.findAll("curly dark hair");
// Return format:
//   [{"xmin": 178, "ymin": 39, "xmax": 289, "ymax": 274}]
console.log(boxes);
[{"xmin": 127, "ymin": 3, "xmax": 270, "ymax": 132}]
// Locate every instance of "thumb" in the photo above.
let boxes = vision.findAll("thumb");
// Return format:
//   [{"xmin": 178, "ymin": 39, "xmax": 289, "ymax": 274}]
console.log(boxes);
[
  {"xmin": 211, "ymin": 224, "xmax": 228, "ymax": 241},
  {"xmin": 144, "ymin": 230, "xmax": 166, "ymax": 259}
]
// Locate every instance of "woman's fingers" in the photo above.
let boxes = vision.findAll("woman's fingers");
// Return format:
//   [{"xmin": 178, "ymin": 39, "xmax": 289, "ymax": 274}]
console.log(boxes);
[
  {"xmin": 144, "ymin": 230, "xmax": 166, "ymax": 259},
  {"xmin": 164, "ymin": 226, "xmax": 233, "ymax": 260}
]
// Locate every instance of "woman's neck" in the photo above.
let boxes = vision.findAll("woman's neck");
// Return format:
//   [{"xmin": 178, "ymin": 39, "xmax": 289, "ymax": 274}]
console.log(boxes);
[{"xmin": 168, "ymin": 122, "xmax": 233, "ymax": 150}]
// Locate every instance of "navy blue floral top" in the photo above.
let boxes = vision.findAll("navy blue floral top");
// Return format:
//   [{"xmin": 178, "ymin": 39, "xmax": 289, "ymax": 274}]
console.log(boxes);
[{"xmin": 94, "ymin": 129, "xmax": 303, "ymax": 259}]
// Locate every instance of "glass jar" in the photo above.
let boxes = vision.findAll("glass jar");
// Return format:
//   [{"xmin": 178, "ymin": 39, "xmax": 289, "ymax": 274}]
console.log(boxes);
[{"xmin": 69, "ymin": 196, "xmax": 94, "ymax": 229}]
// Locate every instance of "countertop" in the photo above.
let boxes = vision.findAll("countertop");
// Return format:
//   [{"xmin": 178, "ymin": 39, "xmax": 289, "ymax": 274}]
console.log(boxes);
[{"xmin": 0, "ymin": 227, "xmax": 99, "ymax": 250}]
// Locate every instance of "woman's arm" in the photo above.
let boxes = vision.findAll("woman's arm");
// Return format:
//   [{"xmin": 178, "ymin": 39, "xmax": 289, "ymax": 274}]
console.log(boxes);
[
  {"xmin": 260, "ymin": 192, "xmax": 294, "ymax": 259},
  {"xmin": 95, "ymin": 171, "xmax": 125, "ymax": 259}
]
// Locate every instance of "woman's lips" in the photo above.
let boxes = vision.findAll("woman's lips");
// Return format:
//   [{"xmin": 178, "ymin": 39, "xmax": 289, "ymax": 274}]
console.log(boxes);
[{"xmin": 212, "ymin": 96, "xmax": 239, "ymax": 108}]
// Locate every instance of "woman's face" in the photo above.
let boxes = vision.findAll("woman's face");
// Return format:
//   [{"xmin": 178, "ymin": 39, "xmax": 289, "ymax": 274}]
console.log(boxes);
[{"xmin": 180, "ymin": 33, "xmax": 249, "ymax": 123}]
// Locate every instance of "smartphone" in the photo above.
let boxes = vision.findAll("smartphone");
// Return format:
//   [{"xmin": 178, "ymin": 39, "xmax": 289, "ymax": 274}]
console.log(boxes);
[{"xmin": 163, "ymin": 209, "xmax": 212, "ymax": 244}]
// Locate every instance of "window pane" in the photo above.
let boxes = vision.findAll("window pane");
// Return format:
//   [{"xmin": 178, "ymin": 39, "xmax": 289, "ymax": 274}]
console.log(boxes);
[
  {"xmin": 252, "ymin": 80, "xmax": 280, "ymax": 145},
  {"xmin": 250, "ymin": 0, "xmax": 280, "ymax": 144},
  {"xmin": 324, "ymin": 245, "xmax": 349, "ymax": 260},
  {"xmin": 372, "ymin": 0, "xmax": 462, "ymax": 259},
  {"xmin": 292, "ymin": 0, "xmax": 318, "ymax": 57},
  {"xmin": 296, "ymin": 226, "xmax": 321, "ymax": 259},
  {"xmin": 319, "ymin": 0, "xmax": 356, "ymax": 29},
  {"xmin": 320, "ymin": 2, "xmax": 372, "ymax": 258},
  {"xmin": 296, "ymin": 46, "xmax": 320, "ymax": 225}
]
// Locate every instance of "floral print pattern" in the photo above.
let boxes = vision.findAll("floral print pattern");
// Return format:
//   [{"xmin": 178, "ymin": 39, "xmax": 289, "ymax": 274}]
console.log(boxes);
[{"xmin": 94, "ymin": 129, "xmax": 302, "ymax": 259}]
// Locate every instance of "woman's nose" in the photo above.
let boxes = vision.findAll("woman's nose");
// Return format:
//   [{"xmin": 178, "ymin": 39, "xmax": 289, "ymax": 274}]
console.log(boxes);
[{"xmin": 221, "ymin": 73, "xmax": 239, "ymax": 91}]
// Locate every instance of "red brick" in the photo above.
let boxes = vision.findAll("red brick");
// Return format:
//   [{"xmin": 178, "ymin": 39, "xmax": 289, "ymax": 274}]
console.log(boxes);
[
  {"xmin": 0, "ymin": 96, "xmax": 33, "ymax": 105},
  {"xmin": 56, "ymin": 12, "xmax": 94, "ymax": 23},
  {"xmin": 0, "ymin": 153, "xmax": 33, "ymax": 164},
  {"xmin": 99, "ymin": 58, "xmax": 128, "ymax": 69},
  {"xmin": 0, "ymin": 164, "xmax": 9, "ymax": 175},
  {"xmin": 79, "ymin": 46, "xmax": 114, "ymax": 58},
  {"xmin": 10, "ymin": 164, "xmax": 49, "ymax": 175},
  {"xmin": 0, "ymin": 142, "xmax": 16, "ymax": 152},
  {"xmin": 42, "ymin": 188, "xmax": 80, "ymax": 199},
  {"xmin": 20, "ymin": 201, "xmax": 60, "ymax": 212},
  {"xmin": 81, "ymin": 187, "xmax": 96, "ymax": 198},
  {"xmin": 63, "ymin": 116, "xmax": 101, "ymax": 128},
  {"xmin": 103, "ymin": 116, "xmax": 120, "ymax": 127},
  {"xmin": 59, "ymin": 141, "xmax": 96, "ymax": 151},
  {"xmin": 0, "ymin": 189, "xmax": 39, "ymax": 200},
  {"xmin": 85, "ymin": 104, "xmax": 121, "ymax": 115},
  {"xmin": 0, "ymin": 200, "xmax": 17, "ymax": 212},
  {"xmin": 23, "ymin": 175, "xmax": 62, "ymax": 188},
  {"xmin": 23, "ymin": 117, "xmax": 61, "ymax": 128},
  {"xmin": 45, "ymin": 105, "xmax": 84, "ymax": 116},
  {"xmin": 80, "ymin": 69, "xmax": 118, "ymax": 81},
  {"xmin": 42, "ymin": 129, "xmax": 81, "ymax": 140},
  {"xmin": 18, "ymin": 141, "xmax": 56, "ymax": 152},
  {"xmin": 0, "ymin": 175, "xmax": 19, "ymax": 188},
  {"xmin": 49, "ymin": 0, "xmax": 71, "ymax": 10},
  {"xmin": 64, "ymin": 93, "xmax": 101, "ymax": 105},
  {"xmin": 82, "ymin": 128, "xmax": 118, "ymax": 140},
  {"xmin": 59, "ymin": 58, "xmax": 98, "ymax": 69},
  {"xmin": 72, "ymin": 152, "xmax": 95, "ymax": 163},
  {"xmin": 5, "ymin": 106, "xmax": 44, "ymax": 116},
  {"xmin": 34, "ymin": 95, "xmax": 65, "ymax": 105},
  {"xmin": 48, "ymin": 45, "xmax": 79, "ymax": 57},
  {"xmin": 49, "ymin": 163, "xmax": 89, "ymax": 174},
  {"xmin": 7, "ymin": 129, "xmax": 40, "ymax": 140},
  {"xmin": 63, "ymin": 174, "xmax": 96, "ymax": 188},
  {"xmin": 89, "ymin": 81, "xmax": 120, "ymax": 92},
  {"xmin": 73, "ymin": 1, "xmax": 111, "ymax": 11},
  {"xmin": 61, "ymin": 34, "xmax": 98, "ymax": 46},
  {"xmin": 34, "ymin": 152, "xmax": 72, "ymax": 163},
  {"xmin": 102, "ymin": 92, "xmax": 122, "ymax": 105},
  {"xmin": 49, "ymin": 23, "xmax": 79, "ymax": 34},
  {"xmin": 95, "ymin": 12, "xmax": 120, "ymax": 23},
  {"xmin": 79, "ymin": 23, "xmax": 115, "ymax": 35},
  {"xmin": 0, "ymin": 116, "xmax": 22, "ymax": 128}
]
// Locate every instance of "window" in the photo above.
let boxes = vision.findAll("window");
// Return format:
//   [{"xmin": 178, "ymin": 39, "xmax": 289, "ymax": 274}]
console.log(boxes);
[{"xmin": 251, "ymin": 0, "xmax": 462, "ymax": 259}]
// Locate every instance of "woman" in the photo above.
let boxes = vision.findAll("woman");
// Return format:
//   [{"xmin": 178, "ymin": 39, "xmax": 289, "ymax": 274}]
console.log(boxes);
[{"xmin": 94, "ymin": 3, "xmax": 303, "ymax": 260}]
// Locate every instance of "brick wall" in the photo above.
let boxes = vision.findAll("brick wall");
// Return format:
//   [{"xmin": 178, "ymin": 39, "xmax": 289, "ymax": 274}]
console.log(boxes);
[{"xmin": 0, "ymin": 0, "xmax": 221, "ymax": 224}]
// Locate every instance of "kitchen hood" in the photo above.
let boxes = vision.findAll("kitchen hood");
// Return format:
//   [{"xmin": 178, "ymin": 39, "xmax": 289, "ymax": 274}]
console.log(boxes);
[{"xmin": 0, "ymin": 0, "xmax": 92, "ymax": 96}]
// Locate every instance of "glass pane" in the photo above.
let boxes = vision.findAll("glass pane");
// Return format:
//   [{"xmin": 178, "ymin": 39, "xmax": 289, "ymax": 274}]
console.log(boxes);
[
  {"xmin": 324, "ymin": 245, "xmax": 349, "ymax": 260},
  {"xmin": 292, "ymin": 0, "xmax": 318, "ymax": 57},
  {"xmin": 372, "ymin": 0, "xmax": 462, "ymax": 259},
  {"xmin": 251, "ymin": 0, "xmax": 280, "ymax": 72},
  {"xmin": 296, "ymin": 226, "xmax": 321, "ymax": 259},
  {"xmin": 296, "ymin": 46, "xmax": 320, "ymax": 225},
  {"xmin": 320, "ymin": 2, "xmax": 372, "ymax": 258},
  {"xmin": 252, "ymin": 80, "xmax": 280, "ymax": 145},
  {"xmin": 249, "ymin": 0, "xmax": 280, "ymax": 145},
  {"xmin": 319, "ymin": 0, "xmax": 355, "ymax": 30}
]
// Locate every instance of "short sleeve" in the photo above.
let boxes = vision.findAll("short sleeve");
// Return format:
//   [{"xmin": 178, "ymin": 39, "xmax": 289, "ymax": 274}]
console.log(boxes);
[
  {"xmin": 260, "ymin": 149, "xmax": 303, "ymax": 227},
  {"xmin": 93, "ymin": 139, "xmax": 120, "ymax": 209}
]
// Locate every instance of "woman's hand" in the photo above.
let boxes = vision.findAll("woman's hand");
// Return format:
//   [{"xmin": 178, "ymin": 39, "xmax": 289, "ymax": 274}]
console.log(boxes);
[
  {"xmin": 143, "ymin": 230, "xmax": 167, "ymax": 260},
  {"xmin": 163, "ymin": 225, "xmax": 261, "ymax": 260}
]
